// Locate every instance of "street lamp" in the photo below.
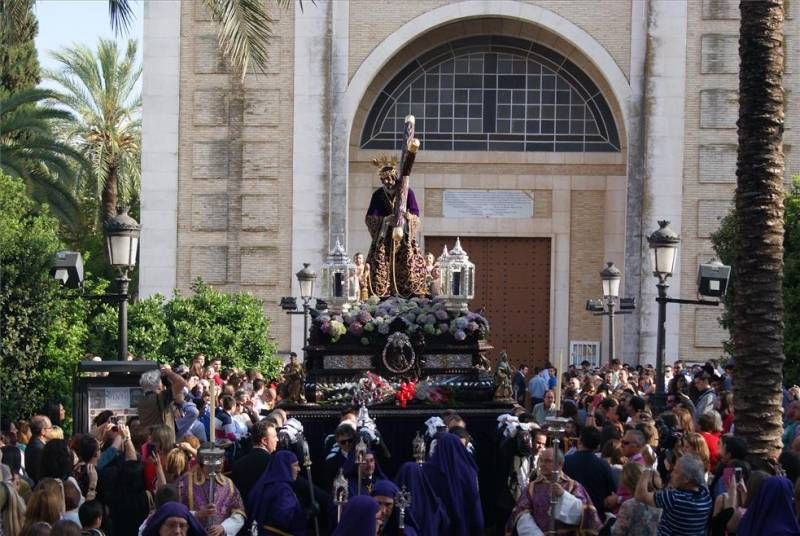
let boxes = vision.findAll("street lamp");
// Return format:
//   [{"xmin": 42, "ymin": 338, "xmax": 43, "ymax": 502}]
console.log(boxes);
[
  {"xmin": 600, "ymin": 262, "xmax": 621, "ymax": 364},
  {"xmin": 103, "ymin": 208, "xmax": 140, "ymax": 361},
  {"xmin": 586, "ymin": 262, "xmax": 634, "ymax": 366},
  {"xmin": 295, "ymin": 263, "xmax": 317, "ymax": 351},
  {"xmin": 648, "ymin": 220, "xmax": 679, "ymax": 404}
]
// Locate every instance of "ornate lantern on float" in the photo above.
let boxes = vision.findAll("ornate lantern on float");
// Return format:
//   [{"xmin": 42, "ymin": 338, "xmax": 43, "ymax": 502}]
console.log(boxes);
[
  {"xmin": 320, "ymin": 239, "xmax": 358, "ymax": 313},
  {"xmin": 440, "ymin": 238, "xmax": 475, "ymax": 313}
]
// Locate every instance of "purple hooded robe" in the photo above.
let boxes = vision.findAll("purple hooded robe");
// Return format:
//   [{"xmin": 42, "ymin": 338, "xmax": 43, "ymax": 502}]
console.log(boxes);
[{"xmin": 246, "ymin": 450, "xmax": 306, "ymax": 536}]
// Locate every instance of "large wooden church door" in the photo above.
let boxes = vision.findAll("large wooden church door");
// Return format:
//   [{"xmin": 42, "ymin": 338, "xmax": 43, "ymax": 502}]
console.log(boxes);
[{"xmin": 423, "ymin": 236, "xmax": 551, "ymax": 369}]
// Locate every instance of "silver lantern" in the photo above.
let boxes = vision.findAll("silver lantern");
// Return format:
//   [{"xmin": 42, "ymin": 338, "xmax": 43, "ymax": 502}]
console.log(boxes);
[
  {"xmin": 320, "ymin": 239, "xmax": 358, "ymax": 313},
  {"xmin": 440, "ymin": 238, "xmax": 475, "ymax": 313}
]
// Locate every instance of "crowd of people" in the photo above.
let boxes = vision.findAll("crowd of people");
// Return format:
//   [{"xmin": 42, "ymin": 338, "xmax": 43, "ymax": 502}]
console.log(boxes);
[{"xmin": 1, "ymin": 353, "xmax": 800, "ymax": 536}]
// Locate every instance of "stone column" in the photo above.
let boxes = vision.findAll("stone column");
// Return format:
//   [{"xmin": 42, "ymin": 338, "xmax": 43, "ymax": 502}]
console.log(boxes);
[
  {"xmin": 638, "ymin": 0, "xmax": 688, "ymax": 366},
  {"xmin": 140, "ymin": 0, "xmax": 181, "ymax": 298}
]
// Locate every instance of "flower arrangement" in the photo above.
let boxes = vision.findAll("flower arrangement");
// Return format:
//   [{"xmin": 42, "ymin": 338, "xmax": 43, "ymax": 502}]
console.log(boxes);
[{"xmin": 311, "ymin": 297, "xmax": 490, "ymax": 346}]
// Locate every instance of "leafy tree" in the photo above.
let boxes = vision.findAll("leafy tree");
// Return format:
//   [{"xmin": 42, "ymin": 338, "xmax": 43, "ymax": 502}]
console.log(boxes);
[
  {"xmin": 0, "ymin": 88, "xmax": 88, "ymax": 230},
  {"xmin": 713, "ymin": 177, "xmax": 799, "ymax": 382},
  {"xmin": 732, "ymin": 0, "xmax": 786, "ymax": 458},
  {"xmin": 0, "ymin": 0, "xmax": 41, "ymax": 99},
  {"xmin": 86, "ymin": 279, "xmax": 282, "ymax": 380},
  {"xmin": 0, "ymin": 172, "xmax": 87, "ymax": 421},
  {"xmin": 45, "ymin": 38, "xmax": 141, "ymax": 223}
]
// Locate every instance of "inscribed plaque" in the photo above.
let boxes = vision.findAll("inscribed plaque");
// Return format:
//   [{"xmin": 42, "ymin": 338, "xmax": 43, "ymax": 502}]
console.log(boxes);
[{"xmin": 442, "ymin": 190, "xmax": 534, "ymax": 218}]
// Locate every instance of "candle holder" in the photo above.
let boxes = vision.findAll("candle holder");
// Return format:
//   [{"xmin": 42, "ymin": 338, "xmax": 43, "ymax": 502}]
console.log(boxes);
[
  {"xmin": 412, "ymin": 431, "xmax": 426, "ymax": 465},
  {"xmin": 439, "ymin": 238, "xmax": 475, "ymax": 313},
  {"xmin": 543, "ymin": 416, "xmax": 569, "ymax": 536},
  {"xmin": 333, "ymin": 468, "xmax": 349, "ymax": 523},
  {"xmin": 396, "ymin": 485, "xmax": 412, "ymax": 529},
  {"xmin": 198, "ymin": 444, "xmax": 227, "ymax": 527}
]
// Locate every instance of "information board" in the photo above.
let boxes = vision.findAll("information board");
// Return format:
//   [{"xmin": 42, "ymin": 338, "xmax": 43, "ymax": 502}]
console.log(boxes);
[{"xmin": 87, "ymin": 386, "xmax": 144, "ymax": 424}]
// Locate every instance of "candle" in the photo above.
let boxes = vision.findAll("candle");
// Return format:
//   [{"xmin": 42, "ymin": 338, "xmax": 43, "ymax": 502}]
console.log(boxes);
[
  {"xmin": 209, "ymin": 381, "xmax": 216, "ymax": 446},
  {"xmin": 554, "ymin": 349, "xmax": 563, "ymax": 412}
]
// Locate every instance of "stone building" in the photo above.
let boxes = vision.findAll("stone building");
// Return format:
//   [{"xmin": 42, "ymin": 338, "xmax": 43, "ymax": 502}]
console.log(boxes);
[{"xmin": 139, "ymin": 0, "xmax": 798, "ymax": 368}]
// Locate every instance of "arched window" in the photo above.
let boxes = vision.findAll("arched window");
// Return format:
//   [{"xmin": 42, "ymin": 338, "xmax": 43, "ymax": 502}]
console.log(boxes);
[{"xmin": 361, "ymin": 36, "xmax": 620, "ymax": 152}]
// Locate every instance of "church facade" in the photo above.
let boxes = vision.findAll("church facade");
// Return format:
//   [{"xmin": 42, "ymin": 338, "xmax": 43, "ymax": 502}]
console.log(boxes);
[{"xmin": 139, "ymin": 0, "xmax": 798, "ymax": 367}]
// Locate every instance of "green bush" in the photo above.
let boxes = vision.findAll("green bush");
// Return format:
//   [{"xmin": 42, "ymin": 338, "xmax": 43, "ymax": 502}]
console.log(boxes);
[
  {"xmin": 0, "ymin": 173, "xmax": 87, "ymax": 420},
  {"xmin": 86, "ymin": 279, "xmax": 282, "ymax": 381},
  {"xmin": 712, "ymin": 176, "xmax": 800, "ymax": 384}
]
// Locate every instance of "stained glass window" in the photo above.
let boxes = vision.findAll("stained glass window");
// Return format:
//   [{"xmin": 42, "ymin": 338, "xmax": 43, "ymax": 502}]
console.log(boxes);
[{"xmin": 361, "ymin": 36, "xmax": 620, "ymax": 152}]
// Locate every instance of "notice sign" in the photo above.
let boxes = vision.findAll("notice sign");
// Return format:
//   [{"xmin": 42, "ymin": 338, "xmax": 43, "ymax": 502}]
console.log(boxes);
[
  {"xmin": 442, "ymin": 190, "xmax": 533, "ymax": 218},
  {"xmin": 87, "ymin": 386, "xmax": 143, "ymax": 423}
]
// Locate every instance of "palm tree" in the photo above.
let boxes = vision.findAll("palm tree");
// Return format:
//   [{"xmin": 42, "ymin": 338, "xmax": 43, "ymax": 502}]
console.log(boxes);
[
  {"xmin": 109, "ymin": 0, "xmax": 294, "ymax": 80},
  {"xmin": 45, "ymin": 38, "xmax": 141, "ymax": 224},
  {"xmin": 733, "ymin": 0, "xmax": 786, "ymax": 458},
  {"xmin": 0, "ymin": 87, "xmax": 86, "ymax": 229}
]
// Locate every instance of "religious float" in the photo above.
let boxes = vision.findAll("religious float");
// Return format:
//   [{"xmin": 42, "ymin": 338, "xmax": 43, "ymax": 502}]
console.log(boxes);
[{"xmin": 285, "ymin": 115, "xmax": 514, "ymax": 410}]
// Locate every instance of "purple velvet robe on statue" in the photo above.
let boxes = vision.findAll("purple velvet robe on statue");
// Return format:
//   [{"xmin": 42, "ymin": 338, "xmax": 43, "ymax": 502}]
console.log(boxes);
[
  {"xmin": 364, "ymin": 186, "xmax": 428, "ymax": 298},
  {"xmin": 247, "ymin": 450, "xmax": 306, "ymax": 536}
]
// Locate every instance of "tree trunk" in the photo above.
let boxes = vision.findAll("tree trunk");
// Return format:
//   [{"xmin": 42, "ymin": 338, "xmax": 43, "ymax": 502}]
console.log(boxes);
[
  {"xmin": 733, "ymin": 0, "xmax": 785, "ymax": 458},
  {"xmin": 102, "ymin": 163, "xmax": 119, "ymax": 222}
]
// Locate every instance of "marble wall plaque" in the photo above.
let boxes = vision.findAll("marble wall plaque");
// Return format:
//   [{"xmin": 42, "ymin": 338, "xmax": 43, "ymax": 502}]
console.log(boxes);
[{"xmin": 443, "ymin": 190, "xmax": 534, "ymax": 218}]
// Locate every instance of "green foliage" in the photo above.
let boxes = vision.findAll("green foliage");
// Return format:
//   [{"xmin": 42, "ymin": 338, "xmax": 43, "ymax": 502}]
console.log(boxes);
[
  {"xmin": 0, "ymin": 0, "xmax": 41, "ymax": 99},
  {"xmin": 86, "ymin": 279, "xmax": 282, "ymax": 381},
  {"xmin": 0, "ymin": 88, "xmax": 89, "ymax": 231},
  {"xmin": 0, "ymin": 172, "xmax": 87, "ymax": 420},
  {"xmin": 45, "ymin": 38, "xmax": 142, "ymax": 224},
  {"xmin": 712, "ymin": 176, "xmax": 800, "ymax": 383}
]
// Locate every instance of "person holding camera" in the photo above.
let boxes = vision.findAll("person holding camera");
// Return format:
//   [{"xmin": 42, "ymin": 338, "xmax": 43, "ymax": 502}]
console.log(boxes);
[
  {"xmin": 137, "ymin": 367, "xmax": 189, "ymax": 435},
  {"xmin": 634, "ymin": 454, "xmax": 712, "ymax": 536}
]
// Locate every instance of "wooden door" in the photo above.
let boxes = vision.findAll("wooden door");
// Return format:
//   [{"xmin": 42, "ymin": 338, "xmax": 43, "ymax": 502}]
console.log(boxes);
[{"xmin": 423, "ymin": 236, "xmax": 551, "ymax": 369}]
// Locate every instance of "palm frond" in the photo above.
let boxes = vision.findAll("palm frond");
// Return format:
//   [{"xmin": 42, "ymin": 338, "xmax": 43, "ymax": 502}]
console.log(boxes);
[
  {"xmin": 108, "ymin": 0, "xmax": 135, "ymax": 36},
  {"xmin": 204, "ymin": 0, "xmax": 277, "ymax": 79}
]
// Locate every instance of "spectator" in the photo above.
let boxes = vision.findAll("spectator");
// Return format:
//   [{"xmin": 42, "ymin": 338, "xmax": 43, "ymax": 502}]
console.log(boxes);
[
  {"xmin": 697, "ymin": 412, "xmax": 723, "ymax": 470},
  {"xmin": 710, "ymin": 435, "xmax": 749, "ymax": 499},
  {"xmin": 26, "ymin": 416, "xmax": 52, "ymax": 484},
  {"xmin": 563, "ymin": 427, "xmax": 618, "ymax": 517},
  {"xmin": 635, "ymin": 454, "xmax": 712, "ymax": 536},
  {"xmin": 681, "ymin": 432, "xmax": 712, "ymax": 481},
  {"xmin": 531, "ymin": 390, "xmax": 558, "ymax": 426},
  {"xmin": 694, "ymin": 371, "xmax": 717, "ymax": 418},
  {"xmin": 231, "ymin": 420, "xmax": 277, "ymax": 502},
  {"xmin": 513, "ymin": 364, "xmax": 528, "ymax": 406},
  {"xmin": 717, "ymin": 391, "xmax": 735, "ymax": 434},
  {"xmin": 621, "ymin": 430, "xmax": 646, "ymax": 466},
  {"xmin": 78, "ymin": 500, "xmax": 104, "ymax": 535},
  {"xmin": 136, "ymin": 368, "xmax": 186, "ymax": 439},
  {"xmin": 528, "ymin": 368, "xmax": 549, "ymax": 407},
  {"xmin": 0, "ymin": 479, "xmax": 26, "ymax": 535},
  {"xmin": 611, "ymin": 463, "xmax": 662, "ymax": 536},
  {"xmin": 23, "ymin": 479, "xmax": 66, "ymax": 533},
  {"xmin": 50, "ymin": 520, "xmax": 80, "ymax": 536}
]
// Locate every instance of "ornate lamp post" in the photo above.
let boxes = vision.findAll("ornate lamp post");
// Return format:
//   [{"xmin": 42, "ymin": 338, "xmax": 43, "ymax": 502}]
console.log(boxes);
[
  {"xmin": 440, "ymin": 238, "xmax": 475, "ymax": 313},
  {"xmin": 296, "ymin": 262, "xmax": 317, "ymax": 349},
  {"xmin": 600, "ymin": 262, "xmax": 621, "ymax": 364},
  {"xmin": 320, "ymin": 239, "xmax": 358, "ymax": 313},
  {"xmin": 103, "ymin": 208, "xmax": 141, "ymax": 361},
  {"xmin": 648, "ymin": 220, "xmax": 680, "ymax": 407}
]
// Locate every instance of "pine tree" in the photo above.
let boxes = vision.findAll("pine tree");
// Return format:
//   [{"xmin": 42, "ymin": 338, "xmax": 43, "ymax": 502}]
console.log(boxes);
[{"xmin": 0, "ymin": 0, "xmax": 41, "ymax": 99}]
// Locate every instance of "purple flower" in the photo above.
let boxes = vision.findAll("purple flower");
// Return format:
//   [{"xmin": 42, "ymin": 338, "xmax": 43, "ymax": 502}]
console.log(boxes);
[
  {"xmin": 454, "ymin": 317, "xmax": 469, "ymax": 330},
  {"xmin": 454, "ymin": 330, "xmax": 467, "ymax": 341},
  {"xmin": 438, "ymin": 323, "xmax": 450, "ymax": 333},
  {"xmin": 349, "ymin": 321, "xmax": 364, "ymax": 336},
  {"xmin": 467, "ymin": 321, "xmax": 480, "ymax": 332},
  {"xmin": 357, "ymin": 310, "xmax": 373, "ymax": 324},
  {"xmin": 434, "ymin": 309, "xmax": 449, "ymax": 321},
  {"xmin": 378, "ymin": 323, "xmax": 391, "ymax": 335}
]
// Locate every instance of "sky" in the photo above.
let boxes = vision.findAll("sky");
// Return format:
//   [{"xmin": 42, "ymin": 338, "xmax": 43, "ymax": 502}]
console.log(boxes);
[{"xmin": 34, "ymin": 0, "xmax": 144, "ymax": 90}]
